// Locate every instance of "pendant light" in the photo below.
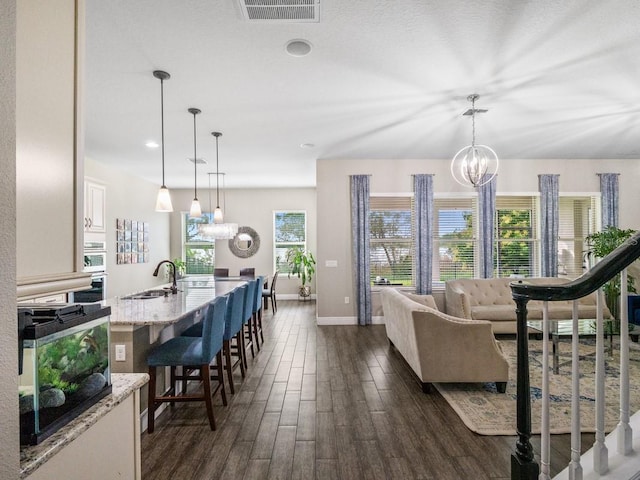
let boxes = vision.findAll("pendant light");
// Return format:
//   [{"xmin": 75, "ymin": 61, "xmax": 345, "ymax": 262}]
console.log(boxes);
[
  {"xmin": 450, "ymin": 94, "xmax": 499, "ymax": 188},
  {"xmin": 153, "ymin": 70, "xmax": 173, "ymax": 212},
  {"xmin": 212, "ymin": 132, "xmax": 225, "ymax": 223},
  {"xmin": 198, "ymin": 132, "xmax": 237, "ymax": 239},
  {"xmin": 188, "ymin": 107, "xmax": 202, "ymax": 217}
]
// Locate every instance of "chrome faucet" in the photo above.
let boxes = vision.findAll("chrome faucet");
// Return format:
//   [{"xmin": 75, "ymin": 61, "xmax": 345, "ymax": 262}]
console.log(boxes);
[{"xmin": 153, "ymin": 260, "xmax": 178, "ymax": 294}]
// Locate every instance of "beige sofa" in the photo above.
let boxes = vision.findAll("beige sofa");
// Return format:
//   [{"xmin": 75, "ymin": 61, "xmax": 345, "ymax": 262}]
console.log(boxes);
[
  {"xmin": 445, "ymin": 277, "xmax": 612, "ymax": 334},
  {"xmin": 380, "ymin": 288, "xmax": 509, "ymax": 393}
]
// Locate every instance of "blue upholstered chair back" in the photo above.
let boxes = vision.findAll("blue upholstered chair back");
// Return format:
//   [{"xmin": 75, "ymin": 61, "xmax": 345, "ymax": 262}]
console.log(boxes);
[
  {"xmin": 201, "ymin": 295, "xmax": 227, "ymax": 361},
  {"xmin": 225, "ymin": 285, "xmax": 247, "ymax": 341},
  {"xmin": 243, "ymin": 279, "xmax": 257, "ymax": 323},
  {"xmin": 253, "ymin": 276, "xmax": 264, "ymax": 314}
]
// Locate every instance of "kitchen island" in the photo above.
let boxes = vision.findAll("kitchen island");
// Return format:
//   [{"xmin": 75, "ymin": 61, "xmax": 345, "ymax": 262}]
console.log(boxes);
[{"xmin": 105, "ymin": 276, "xmax": 246, "ymax": 425}]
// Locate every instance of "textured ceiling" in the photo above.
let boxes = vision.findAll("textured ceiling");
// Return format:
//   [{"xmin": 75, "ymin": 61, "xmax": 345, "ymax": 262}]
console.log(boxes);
[{"xmin": 85, "ymin": 0, "xmax": 640, "ymax": 189}]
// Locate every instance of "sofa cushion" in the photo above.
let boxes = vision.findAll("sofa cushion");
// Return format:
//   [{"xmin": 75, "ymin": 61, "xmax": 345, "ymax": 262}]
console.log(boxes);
[
  {"xmin": 402, "ymin": 292, "xmax": 438, "ymax": 310},
  {"xmin": 471, "ymin": 305, "xmax": 517, "ymax": 322}
]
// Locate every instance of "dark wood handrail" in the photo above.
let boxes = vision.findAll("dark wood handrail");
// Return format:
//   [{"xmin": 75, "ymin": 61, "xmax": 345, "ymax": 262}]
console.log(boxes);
[
  {"xmin": 509, "ymin": 230, "xmax": 640, "ymax": 480},
  {"xmin": 511, "ymin": 231, "xmax": 640, "ymax": 301}
]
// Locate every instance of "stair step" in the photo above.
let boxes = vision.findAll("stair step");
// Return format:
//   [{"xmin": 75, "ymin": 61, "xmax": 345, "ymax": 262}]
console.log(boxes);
[{"xmin": 554, "ymin": 412, "xmax": 640, "ymax": 479}]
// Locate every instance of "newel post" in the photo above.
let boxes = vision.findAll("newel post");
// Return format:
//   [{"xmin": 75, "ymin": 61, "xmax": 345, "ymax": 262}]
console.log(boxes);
[{"xmin": 511, "ymin": 295, "xmax": 539, "ymax": 480}]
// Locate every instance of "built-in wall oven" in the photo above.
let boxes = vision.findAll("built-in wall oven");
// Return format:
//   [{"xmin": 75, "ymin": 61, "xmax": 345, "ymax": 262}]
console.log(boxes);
[
  {"xmin": 84, "ymin": 240, "xmax": 107, "ymax": 273},
  {"xmin": 73, "ymin": 240, "xmax": 108, "ymax": 302}
]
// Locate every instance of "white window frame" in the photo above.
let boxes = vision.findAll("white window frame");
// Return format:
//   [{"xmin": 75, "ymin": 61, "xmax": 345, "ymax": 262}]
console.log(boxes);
[
  {"xmin": 273, "ymin": 210, "xmax": 307, "ymax": 274},
  {"xmin": 181, "ymin": 212, "xmax": 215, "ymax": 275}
]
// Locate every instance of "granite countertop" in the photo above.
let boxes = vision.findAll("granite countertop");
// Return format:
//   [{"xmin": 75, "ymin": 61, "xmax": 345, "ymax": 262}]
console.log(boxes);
[
  {"xmin": 105, "ymin": 277, "xmax": 246, "ymax": 326},
  {"xmin": 20, "ymin": 373, "xmax": 149, "ymax": 479}
]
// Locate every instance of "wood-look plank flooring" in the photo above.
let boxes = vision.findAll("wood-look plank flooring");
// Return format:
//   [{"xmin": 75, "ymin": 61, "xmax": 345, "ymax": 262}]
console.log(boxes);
[{"xmin": 141, "ymin": 300, "xmax": 593, "ymax": 479}]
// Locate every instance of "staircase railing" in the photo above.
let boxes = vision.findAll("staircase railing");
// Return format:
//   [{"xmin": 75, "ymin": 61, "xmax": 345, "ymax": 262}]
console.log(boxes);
[{"xmin": 509, "ymin": 231, "xmax": 640, "ymax": 480}]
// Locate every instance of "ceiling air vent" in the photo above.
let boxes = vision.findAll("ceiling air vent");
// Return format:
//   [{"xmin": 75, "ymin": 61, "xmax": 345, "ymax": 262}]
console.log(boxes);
[{"xmin": 238, "ymin": 0, "xmax": 320, "ymax": 23}]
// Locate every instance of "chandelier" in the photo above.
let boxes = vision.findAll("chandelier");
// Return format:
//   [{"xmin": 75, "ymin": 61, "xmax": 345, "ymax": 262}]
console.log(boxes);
[
  {"xmin": 450, "ymin": 94, "xmax": 498, "ymax": 188},
  {"xmin": 199, "ymin": 132, "xmax": 238, "ymax": 240}
]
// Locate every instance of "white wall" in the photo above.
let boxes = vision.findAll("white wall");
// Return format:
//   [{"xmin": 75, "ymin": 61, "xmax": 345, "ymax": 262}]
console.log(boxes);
[
  {"xmin": 85, "ymin": 158, "xmax": 171, "ymax": 298},
  {"xmin": 0, "ymin": 0, "xmax": 19, "ymax": 477},
  {"xmin": 168, "ymin": 187, "xmax": 316, "ymax": 296},
  {"xmin": 316, "ymin": 158, "xmax": 640, "ymax": 322}
]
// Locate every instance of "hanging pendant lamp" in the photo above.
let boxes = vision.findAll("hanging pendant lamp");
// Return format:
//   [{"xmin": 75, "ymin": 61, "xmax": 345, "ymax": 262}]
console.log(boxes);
[
  {"xmin": 153, "ymin": 70, "xmax": 173, "ymax": 212},
  {"xmin": 450, "ymin": 94, "xmax": 499, "ymax": 188},
  {"xmin": 199, "ymin": 132, "xmax": 237, "ymax": 240},
  {"xmin": 188, "ymin": 108, "xmax": 202, "ymax": 217}
]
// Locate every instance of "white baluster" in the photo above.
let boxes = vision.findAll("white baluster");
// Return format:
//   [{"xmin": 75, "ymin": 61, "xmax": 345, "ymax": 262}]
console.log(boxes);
[
  {"xmin": 569, "ymin": 300, "xmax": 583, "ymax": 480},
  {"xmin": 593, "ymin": 288, "xmax": 609, "ymax": 474},
  {"xmin": 539, "ymin": 301, "xmax": 551, "ymax": 480},
  {"xmin": 617, "ymin": 268, "xmax": 633, "ymax": 454}
]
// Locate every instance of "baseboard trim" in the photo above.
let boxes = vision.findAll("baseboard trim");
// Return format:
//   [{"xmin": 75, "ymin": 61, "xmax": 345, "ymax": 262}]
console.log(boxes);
[
  {"xmin": 277, "ymin": 293, "xmax": 316, "ymax": 301},
  {"xmin": 316, "ymin": 316, "xmax": 385, "ymax": 325}
]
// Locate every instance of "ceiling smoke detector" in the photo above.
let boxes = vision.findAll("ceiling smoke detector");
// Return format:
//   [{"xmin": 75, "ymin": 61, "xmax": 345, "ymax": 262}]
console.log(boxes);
[{"xmin": 238, "ymin": 0, "xmax": 320, "ymax": 23}]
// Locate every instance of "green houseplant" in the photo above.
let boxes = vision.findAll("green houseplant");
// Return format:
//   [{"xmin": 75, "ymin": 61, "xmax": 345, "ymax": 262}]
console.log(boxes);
[
  {"xmin": 165, "ymin": 258, "xmax": 186, "ymax": 279},
  {"xmin": 285, "ymin": 247, "xmax": 316, "ymax": 298},
  {"xmin": 585, "ymin": 226, "xmax": 637, "ymax": 321}
]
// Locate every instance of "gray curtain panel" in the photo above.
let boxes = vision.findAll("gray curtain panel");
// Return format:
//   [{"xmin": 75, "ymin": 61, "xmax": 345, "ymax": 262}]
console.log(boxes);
[
  {"xmin": 477, "ymin": 175, "xmax": 497, "ymax": 278},
  {"xmin": 413, "ymin": 174, "xmax": 434, "ymax": 294},
  {"xmin": 350, "ymin": 175, "xmax": 372, "ymax": 325},
  {"xmin": 598, "ymin": 173, "xmax": 619, "ymax": 228},
  {"xmin": 539, "ymin": 174, "xmax": 559, "ymax": 277}
]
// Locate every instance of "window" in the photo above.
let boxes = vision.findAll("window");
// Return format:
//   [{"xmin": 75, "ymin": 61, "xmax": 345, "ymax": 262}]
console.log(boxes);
[
  {"xmin": 274, "ymin": 211, "xmax": 306, "ymax": 273},
  {"xmin": 494, "ymin": 196, "xmax": 538, "ymax": 277},
  {"xmin": 182, "ymin": 213, "xmax": 215, "ymax": 274},
  {"xmin": 434, "ymin": 197, "xmax": 475, "ymax": 281},
  {"xmin": 376, "ymin": 192, "xmax": 598, "ymax": 286},
  {"xmin": 558, "ymin": 196, "xmax": 597, "ymax": 277},
  {"xmin": 369, "ymin": 196, "xmax": 414, "ymax": 285}
]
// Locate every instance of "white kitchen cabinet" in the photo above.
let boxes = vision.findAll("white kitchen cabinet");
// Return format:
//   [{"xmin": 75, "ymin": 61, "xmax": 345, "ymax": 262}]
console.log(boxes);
[{"xmin": 85, "ymin": 180, "xmax": 106, "ymax": 233}]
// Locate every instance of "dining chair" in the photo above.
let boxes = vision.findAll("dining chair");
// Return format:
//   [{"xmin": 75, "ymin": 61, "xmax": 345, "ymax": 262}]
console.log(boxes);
[
  {"xmin": 214, "ymin": 268, "xmax": 229, "ymax": 277},
  {"xmin": 262, "ymin": 271, "xmax": 278, "ymax": 313},
  {"xmin": 239, "ymin": 267, "xmax": 255, "ymax": 278},
  {"xmin": 146, "ymin": 296, "xmax": 227, "ymax": 433}
]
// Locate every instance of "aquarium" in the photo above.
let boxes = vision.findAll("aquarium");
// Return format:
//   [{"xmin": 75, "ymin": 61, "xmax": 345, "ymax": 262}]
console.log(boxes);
[{"xmin": 18, "ymin": 303, "xmax": 112, "ymax": 445}]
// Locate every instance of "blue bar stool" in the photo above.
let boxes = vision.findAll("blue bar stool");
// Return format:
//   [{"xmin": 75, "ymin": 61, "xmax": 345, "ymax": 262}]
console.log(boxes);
[
  {"xmin": 182, "ymin": 285, "xmax": 247, "ymax": 395},
  {"xmin": 242, "ymin": 279, "xmax": 259, "ymax": 364},
  {"xmin": 146, "ymin": 295, "xmax": 228, "ymax": 433},
  {"xmin": 252, "ymin": 276, "xmax": 265, "ymax": 346}
]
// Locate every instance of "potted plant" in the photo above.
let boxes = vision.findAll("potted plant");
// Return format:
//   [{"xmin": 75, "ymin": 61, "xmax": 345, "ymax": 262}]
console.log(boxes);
[
  {"xmin": 585, "ymin": 226, "xmax": 637, "ymax": 321},
  {"xmin": 165, "ymin": 258, "xmax": 186, "ymax": 279},
  {"xmin": 285, "ymin": 247, "xmax": 316, "ymax": 299}
]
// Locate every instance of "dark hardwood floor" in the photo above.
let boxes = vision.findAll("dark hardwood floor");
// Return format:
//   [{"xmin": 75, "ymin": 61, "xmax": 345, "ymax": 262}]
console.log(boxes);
[{"xmin": 141, "ymin": 300, "xmax": 591, "ymax": 479}]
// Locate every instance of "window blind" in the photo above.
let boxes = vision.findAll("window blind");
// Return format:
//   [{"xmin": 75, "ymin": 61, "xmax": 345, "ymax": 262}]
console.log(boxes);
[
  {"xmin": 495, "ymin": 196, "xmax": 538, "ymax": 277},
  {"xmin": 558, "ymin": 196, "xmax": 597, "ymax": 277},
  {"xmin": 183, "ymin": 213, "xmax": 215, "ymax": 274},
  {"xmin": 434, "ymin": 197, "xmax": 476, "ymax": 281},
  {"xmin": 369, "ymin": 196, "xmax": 414, "ymax": 285},
  {"xmin": 274, "ymin": 211, "xmax": 307, "ymax": 273}
]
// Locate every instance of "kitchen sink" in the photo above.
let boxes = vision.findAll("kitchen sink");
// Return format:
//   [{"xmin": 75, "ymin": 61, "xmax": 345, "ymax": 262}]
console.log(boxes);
[{"xmin": 122, "ymin": 289, "xmax": 169, "ymax": 300}]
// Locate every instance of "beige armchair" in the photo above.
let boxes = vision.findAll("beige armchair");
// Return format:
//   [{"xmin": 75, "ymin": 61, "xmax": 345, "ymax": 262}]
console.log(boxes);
[{"xmin": 381, "ymin": 288, "xmax": 509, "ymax": 393}]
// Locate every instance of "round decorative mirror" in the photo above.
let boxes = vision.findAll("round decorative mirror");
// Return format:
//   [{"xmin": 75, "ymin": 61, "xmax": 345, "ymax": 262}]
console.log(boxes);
[{"xmin": 229, "ymin": 226, "xmax": 260, "ymax": 258}]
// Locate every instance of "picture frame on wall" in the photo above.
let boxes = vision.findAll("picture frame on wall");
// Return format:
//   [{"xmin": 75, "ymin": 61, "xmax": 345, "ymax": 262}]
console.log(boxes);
[{"xmin": 116, "ymin": 217, "xmax": 150, "ymax": 265}]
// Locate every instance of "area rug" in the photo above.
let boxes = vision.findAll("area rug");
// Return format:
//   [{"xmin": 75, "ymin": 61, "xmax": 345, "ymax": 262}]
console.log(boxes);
[{"xmin": 434, "ymin": 339, "xmax": 640, "ymax": 435}]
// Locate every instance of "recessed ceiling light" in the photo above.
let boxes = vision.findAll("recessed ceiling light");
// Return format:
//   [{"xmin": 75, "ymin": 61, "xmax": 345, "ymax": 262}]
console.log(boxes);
[
  {"xmin": 145, "ymin": 141, "xmax": 159, "ymax": 148},
  {"xmin": 300, "ymin": 143, "xmax": 315, "ymax": 149},
  {"xmin": 189, "ymin": 158, "xmax": 207, "ymax": 165},
  {"xmin": 286, "ymin": 39, "xmax": 312, "ymax": 57}
]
